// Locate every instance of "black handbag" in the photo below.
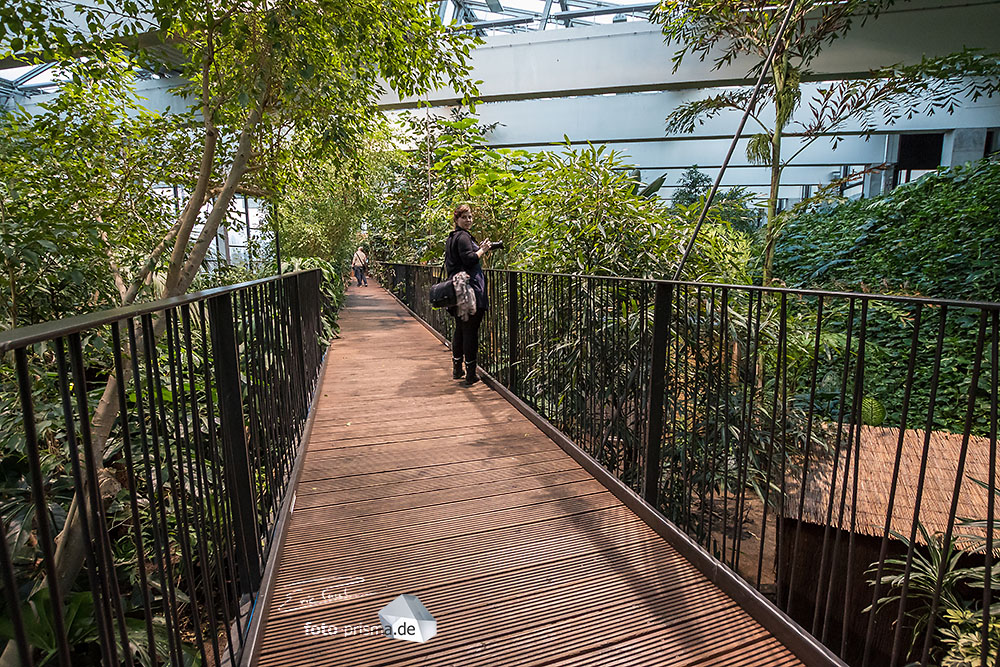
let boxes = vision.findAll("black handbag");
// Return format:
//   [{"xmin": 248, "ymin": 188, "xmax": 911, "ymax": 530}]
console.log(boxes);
[
  {"xmin": 429, "ymin": 232, "xmax": 460, "ymax": 309},
  {"xmin": 429, "ymin": 277, "xmax": 457, "ymax": 308}
]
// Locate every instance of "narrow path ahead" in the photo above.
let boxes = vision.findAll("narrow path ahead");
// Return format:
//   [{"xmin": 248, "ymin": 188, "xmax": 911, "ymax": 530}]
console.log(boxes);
[{"xmin": 255, "ymin": 282, "xmax": 804, "ymax": 666}]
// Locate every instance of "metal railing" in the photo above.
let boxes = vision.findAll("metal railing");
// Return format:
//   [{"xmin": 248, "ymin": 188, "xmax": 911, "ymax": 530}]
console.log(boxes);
[
  {"xmin": 0, "ymin": 270, "xmax": 324, "ymax": 666},
  {"xmin": 385, "ymin": 262, "xmax": 999, "ymax": 667}
]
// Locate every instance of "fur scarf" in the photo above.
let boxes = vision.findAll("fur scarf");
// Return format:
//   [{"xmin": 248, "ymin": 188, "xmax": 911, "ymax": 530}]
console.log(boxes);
[{"xmin": 451, "ymin": 271, "xmax": 477, "ymax": 321}]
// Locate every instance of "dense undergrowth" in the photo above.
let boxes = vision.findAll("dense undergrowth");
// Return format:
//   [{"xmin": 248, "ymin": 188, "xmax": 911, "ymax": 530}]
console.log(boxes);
[{"xmin": 775, "ymin": 159, "xmax": 1000, "ymax": 302}]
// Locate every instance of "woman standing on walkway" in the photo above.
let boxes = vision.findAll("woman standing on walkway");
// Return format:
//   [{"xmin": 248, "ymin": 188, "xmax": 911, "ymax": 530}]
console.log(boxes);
[{"xmin": 445, "ymin": 204, "xmax": 492, "ymax": 385}]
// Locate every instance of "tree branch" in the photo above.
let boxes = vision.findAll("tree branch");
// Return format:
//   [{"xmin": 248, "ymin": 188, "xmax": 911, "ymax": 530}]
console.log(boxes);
[{"xmin": 100, "ymin": 228, "xmax": 128, "ymax": 302}]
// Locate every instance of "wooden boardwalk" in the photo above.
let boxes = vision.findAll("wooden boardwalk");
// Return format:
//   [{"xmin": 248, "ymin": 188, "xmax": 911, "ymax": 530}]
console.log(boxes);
[{"xmin": 254, "ymin": 283, "xmax": 806, "ymax": 666}]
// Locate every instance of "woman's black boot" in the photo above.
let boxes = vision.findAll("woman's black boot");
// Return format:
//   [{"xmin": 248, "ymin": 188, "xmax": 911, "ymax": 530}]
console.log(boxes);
[
  {"xmin": 465, "ymin": 361, "xmax": 479, "ymax": 385},
  {"xmin": 452, "ymin": 357, "xmax": 464, "ymax": 380}
]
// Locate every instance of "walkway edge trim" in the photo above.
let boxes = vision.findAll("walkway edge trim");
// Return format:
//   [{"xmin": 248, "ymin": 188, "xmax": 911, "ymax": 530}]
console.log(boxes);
[
  {"xmin": 383, "ymin": 284, "xmax": 848, "ymax": 667},
  {"xmin": 241, "ymin": 343, "xmax": 334, "ymax": 667}
]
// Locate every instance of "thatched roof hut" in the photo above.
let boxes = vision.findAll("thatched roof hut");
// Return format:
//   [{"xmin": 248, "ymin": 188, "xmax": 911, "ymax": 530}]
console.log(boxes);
[{"xmin": 784, "ymin": 425, "xmax": 998, "ymax": 552}]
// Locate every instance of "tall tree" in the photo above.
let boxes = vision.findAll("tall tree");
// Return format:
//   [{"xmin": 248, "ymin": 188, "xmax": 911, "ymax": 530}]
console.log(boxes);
[{"xmin": 652, "ymin": 0, "xmax": 1000, "ymax": 281}]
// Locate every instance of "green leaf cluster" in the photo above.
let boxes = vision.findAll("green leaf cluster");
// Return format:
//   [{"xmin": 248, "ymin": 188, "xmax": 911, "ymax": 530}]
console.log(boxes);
[
  {"xmin": 370, "ymin": 114, "xmax": 758, "ymax": 284},
  {"xmin": 0, "ymin": 56, "xmax": 192, "ymax": 330},
  {"xmin": 774, "ymin": 158, "xmax": 1000, "ymax": 302}
]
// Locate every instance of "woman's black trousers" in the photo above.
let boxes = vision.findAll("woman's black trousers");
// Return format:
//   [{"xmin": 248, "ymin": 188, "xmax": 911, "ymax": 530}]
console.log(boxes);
[{"xmin": 452, "ymin": 309, "xmax": 485, "ymax": 363}]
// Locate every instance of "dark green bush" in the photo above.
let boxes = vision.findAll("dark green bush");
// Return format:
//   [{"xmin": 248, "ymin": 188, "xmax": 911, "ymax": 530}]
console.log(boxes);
[{"xmin": 775, "ymin": 158, "xmax": 1000, "ymax": 302}]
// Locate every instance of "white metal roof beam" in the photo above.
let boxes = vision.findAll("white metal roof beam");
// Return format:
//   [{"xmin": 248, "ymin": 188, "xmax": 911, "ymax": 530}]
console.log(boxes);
[
  {"xmin": 455, "ymin": 17, "xmax": 536, "ymax": 30},
  {"xmin": 460, "ymin": 1, "xmax": 542, "ymax": 19},
  {"xmin": 553, "ymin": 3, "xmax": 657, "ymax": 20}
]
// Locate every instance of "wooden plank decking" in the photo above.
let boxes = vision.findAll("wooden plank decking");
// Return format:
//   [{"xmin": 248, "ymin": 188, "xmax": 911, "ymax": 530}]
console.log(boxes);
[{"xmin": 254, "ymin": 282, "xmax": 806, "ymax": 666}]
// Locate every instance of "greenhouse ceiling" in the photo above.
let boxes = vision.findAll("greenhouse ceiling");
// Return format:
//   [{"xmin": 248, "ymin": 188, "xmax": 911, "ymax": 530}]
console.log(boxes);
[
  {"xmin": 0, "ymin": 62, "xmax": 57, "ymax": 100},
  {"xmin": 437, "ymin": 0, "xmax": 656, "ymax": 33},
  {"xmin": 0, "ymin": 1, "xmax": 651, "ymax": 93}
]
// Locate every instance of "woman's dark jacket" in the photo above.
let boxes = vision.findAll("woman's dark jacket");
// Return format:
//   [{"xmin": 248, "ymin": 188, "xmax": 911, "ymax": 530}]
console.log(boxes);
[{"xmin": 445, "ymin": 228, "xmax": 487, "ymax": 312}]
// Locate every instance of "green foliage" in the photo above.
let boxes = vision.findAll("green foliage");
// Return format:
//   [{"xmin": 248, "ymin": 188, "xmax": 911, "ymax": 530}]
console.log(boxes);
[
  {"xmin": 273, "ymin": 157, "xmax": 374, "ymax": 266},
  {"xmin": 775, "ymin": 159, "xmax": 1000, "ymax": 302},
  {"xmin": 671, "ymin": 166, "xmax": 712, "ymax": 207},
  {"xmin": 939, "ymin": 607, "xmax": 1000, "ymax": 667},
  {"xmin": 860, "ymin": 395, "xmax": 886, "ymax": 426},
  {"xmin": 281, "ymin": 256, "xmax": 345, "ymax": 342},
  {"xmin": 671, "ymin": 166, "xmax": 764, "ymax": 236},
  {"xmin": 869, "ymin": 524, "xmax": 1000, "ymax": 664},
  {"xmin": 0, "ymin": 2, "xmax": 481, "ymax": 664},
  {"xmin": 0, "ymin": 56, "xmax": 189, "ymax": 328},
  {"xmin": 0, "ymin": 589, "xmax": 99, "ymax": 665},
  {"xmin": 371, "ymin": 115, "xmax": 757, "ymax": 284}
]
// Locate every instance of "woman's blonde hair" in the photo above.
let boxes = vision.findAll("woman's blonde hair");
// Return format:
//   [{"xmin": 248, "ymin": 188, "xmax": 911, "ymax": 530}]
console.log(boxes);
[{"xmin": 452, "ymin": 204, "xmax": 472, "ymax": 225}]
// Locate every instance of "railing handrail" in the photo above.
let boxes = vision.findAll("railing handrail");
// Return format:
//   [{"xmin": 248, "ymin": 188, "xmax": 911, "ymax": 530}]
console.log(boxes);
[
  {"xmin": 385, "ymin": 261, "xmax": 1000, "ymax": 311},
  {"xmin": 0, "ymin": 269, "xmax": 319, "ymax": 353}
]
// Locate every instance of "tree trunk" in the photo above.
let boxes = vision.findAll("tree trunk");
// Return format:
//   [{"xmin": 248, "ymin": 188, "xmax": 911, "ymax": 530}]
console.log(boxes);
[
  {"xmin": 762, "ymin": 56, "xmax": 791, "ymax": 284},
  {"xmin": 763, "ymin": 131, "xmax": 783, "ymax": 283}
]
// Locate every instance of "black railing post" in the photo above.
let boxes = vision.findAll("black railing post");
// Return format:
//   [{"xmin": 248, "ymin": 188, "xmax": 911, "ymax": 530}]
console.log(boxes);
[
  {"xmin": 207, "ymin": 292, "xmax": 262, "ymax": 596},
  {"xmin": 644, "ymin": 281, "xmax": 671, "ymax": 507},
  {"xmin": 288, "ymin": 273, "xmax": 308, "ymax": 407},
  {"xmin": 508, "ymin": 271, "xmax": 519, "ymax": 391}
]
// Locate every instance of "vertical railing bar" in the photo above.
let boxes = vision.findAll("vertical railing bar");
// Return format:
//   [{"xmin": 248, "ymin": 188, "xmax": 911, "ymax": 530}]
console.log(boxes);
[
  {"xmin": 13, "ymin": 349, "xmax": 70, "ymax": 667},
  {"xmin": 179, "ymin": 305, "xmax": 224, "ymax": 666},
  {"xmin": 645, "ymin": 282, "xmax": 670, "ymax": 507},
  {"xmin": 0, "ymin": 503, "xmax": 32, "ymax": 666},
  {"xmin": 268, "ymin": 281, "xmax": 293, "ymax": 487},
  {"xmin": 197, "ymin": 299, "xmax": 245, "ymax": 659},
  {"xmin": 889, "ymin": 305, "xmax": 950, "ymax": 667},
  {"xmin": 984, "ymin": 310, "xmax": 998, "ymax": 667},
  {"xmin": 776, "ymin": 292, "xmax": 791, "ymax": 610},
  {"xmin": 242, "ymin": 288, "xmax": 262, "ymax": 516},
  {"xmin": 163, "ymin": 311, "xmax": 210, "ymax": 665},
  {"xmin": 110, "ymin": 321, "xmax": 159, "ymax": 663},
  {"xmin": 733, "ymin": 290, "xmax": 759, "ymax": 570},
  {"xmin": 584, "ymin": 276, "xmax": 593, "ymax": 451},
  {"xmin": 240, "ymin": 290, "xmax": 265, "ymax": 528},
  {"xmin": 695, "ymin": 286, "xmax": 707, "ymax": 540},
  {"xmin": 918, "ymin": 311, "xmax": 989, "ymax": 667},
  {"xmin": 552, "ymin": 274, "xmax": 558, "ymax": 423},
  {"xmin": 569, "ymin": 274, "xmax": 577, "ymax": 437},
  {"xmin": 68, "ymin": 331, "xmax": 135, "ymax": 666},
  {"xmin": 251, "ymin": 286, "xmax": 276, "ymax": 523},
  {"xmin": 207, "ymin": 292, "xmax": 263, "ymax": 599},
  {"xmin": 626, "ymin": 280, "xmax": 636, "ymax": 486},
  {"xmin": 862, "ymin": 303, "xmax": 924, "ymax": 666},
  {"xmin": 48, "ymin": 340, "xmax": 113, "ymax": 667},
  {"xmin": 823, "ymin": 313, "xmax": 862, "ymax": 643},
  {"xmin": 258, "ymin": 283, "xmax": 279, "ymax": 489},
  {"xmin": 130, "ymin": 317, "xmax": 184, "ymax": 665},
  {"xmin": 788, "ymin": 296, "xmax": 825, "ymax": 618},
  {"xmin": 756, "ymin": 293, "xmax": 786, "ymax": 590},
  {"xmin": 259, "ymin": 285, "xmax": 283, "ymax": 519},
  {"xmin": 710, "ymin": 287, "xmax": 723, "ymax": 546},
  {"xmin": 709, "ymin": 288, "xmax": 727, "ymax": 555},
  {"xmin": 742, "ymin": 290, "xmax": 764, "ymax": 574},
  {"xmin": 812, "ymin": 297, "xmax": 856, "ymax": 636},
  {"xmin": 721, "ymin": 289, "xmax": 733, "ymax": 568},
  {"xmin": 840, "ymin": 299, "xmax": 869, "ymax": 654},
  {"xmin": 701, "ymin": 287, "xmax": 714, "ymax": 544},
  {"xmin": 680, "ymin": 285, "xmax": 692, "ymax": 532},
  {"xmin": 278, "ymin": 279, "xmax": 299, "ymax": 477}
]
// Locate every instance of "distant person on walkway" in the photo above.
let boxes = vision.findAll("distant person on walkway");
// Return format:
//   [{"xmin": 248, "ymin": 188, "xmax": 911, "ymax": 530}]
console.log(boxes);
[
  {"xmin": 445, "ymin": 204, "xmax": 493, "ymax": 385},
  {"xmin": 351, "ymin": 247, "xmax": 368, "ymax": 286}
]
